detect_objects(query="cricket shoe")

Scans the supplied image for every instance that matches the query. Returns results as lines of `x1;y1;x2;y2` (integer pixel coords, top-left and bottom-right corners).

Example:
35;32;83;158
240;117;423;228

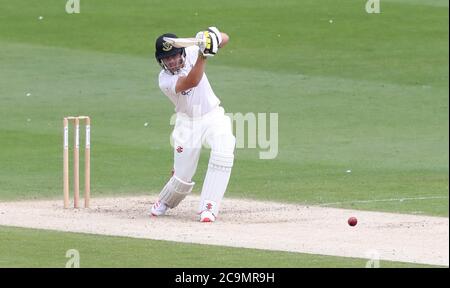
151;201;168;216
199;210;216;222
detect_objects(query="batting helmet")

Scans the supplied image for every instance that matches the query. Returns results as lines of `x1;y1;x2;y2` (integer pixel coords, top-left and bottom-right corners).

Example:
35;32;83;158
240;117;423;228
155;33;186;73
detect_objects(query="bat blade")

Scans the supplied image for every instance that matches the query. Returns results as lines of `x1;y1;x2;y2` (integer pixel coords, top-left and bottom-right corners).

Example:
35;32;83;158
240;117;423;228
163;37;204;48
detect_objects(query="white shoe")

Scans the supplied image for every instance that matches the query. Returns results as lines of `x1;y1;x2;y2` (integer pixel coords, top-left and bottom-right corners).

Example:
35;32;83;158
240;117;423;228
200;210;216;222
151;201;168;216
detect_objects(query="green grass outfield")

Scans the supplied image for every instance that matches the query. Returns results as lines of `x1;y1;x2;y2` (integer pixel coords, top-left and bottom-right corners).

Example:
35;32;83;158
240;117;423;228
0;0;448;267
0;226;436;268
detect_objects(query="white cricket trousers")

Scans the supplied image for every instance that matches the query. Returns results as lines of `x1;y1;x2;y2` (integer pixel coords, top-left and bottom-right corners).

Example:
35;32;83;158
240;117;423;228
171;106;235;216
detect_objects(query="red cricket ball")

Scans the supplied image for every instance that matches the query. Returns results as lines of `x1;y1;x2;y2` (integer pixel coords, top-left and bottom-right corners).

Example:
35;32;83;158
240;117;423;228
348;217;358;227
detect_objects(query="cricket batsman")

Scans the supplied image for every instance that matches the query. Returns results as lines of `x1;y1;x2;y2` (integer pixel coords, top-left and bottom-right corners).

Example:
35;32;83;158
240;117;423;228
151;27;235;222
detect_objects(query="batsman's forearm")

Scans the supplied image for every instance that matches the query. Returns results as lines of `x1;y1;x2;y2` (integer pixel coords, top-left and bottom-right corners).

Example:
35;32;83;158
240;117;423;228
186;54;207;87
219;32;229;48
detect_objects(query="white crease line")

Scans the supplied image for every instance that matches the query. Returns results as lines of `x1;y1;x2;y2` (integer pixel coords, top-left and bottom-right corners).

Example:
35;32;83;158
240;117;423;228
318;196;449;207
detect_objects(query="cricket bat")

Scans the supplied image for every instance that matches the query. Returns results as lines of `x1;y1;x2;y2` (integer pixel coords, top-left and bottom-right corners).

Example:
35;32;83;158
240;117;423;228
163;37;205;48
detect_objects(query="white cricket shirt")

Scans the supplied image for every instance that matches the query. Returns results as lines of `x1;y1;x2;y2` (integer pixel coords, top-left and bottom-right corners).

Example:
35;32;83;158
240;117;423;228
158;46;220;117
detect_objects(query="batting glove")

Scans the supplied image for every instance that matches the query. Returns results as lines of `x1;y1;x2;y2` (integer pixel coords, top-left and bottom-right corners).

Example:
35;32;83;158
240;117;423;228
207;26;222;46
196;30;218;57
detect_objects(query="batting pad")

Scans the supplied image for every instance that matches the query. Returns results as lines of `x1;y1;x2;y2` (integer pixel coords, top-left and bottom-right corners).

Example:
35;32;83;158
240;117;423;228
209;151;234;170
159;175;195;208
198;151;234;216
